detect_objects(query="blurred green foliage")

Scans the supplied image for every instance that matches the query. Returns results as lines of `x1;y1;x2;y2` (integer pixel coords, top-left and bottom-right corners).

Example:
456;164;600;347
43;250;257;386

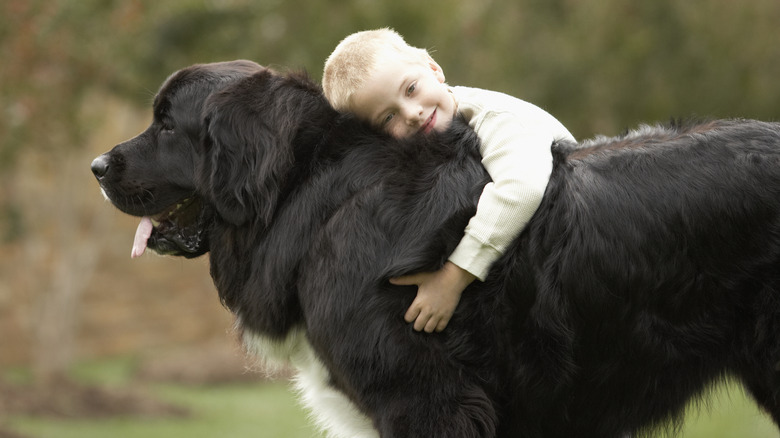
2;0;779;164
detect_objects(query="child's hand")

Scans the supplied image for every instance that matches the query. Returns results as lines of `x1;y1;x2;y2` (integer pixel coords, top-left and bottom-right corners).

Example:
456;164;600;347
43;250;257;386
391;261;476;333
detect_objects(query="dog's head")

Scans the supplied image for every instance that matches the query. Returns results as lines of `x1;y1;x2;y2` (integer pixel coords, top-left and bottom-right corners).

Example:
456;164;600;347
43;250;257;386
91;60;266;258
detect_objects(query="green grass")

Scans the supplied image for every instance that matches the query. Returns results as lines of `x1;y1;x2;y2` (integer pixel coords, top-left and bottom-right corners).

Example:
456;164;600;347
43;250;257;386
4;356;320;438
3;357;779;438
669;383;778;438
7;381;320;438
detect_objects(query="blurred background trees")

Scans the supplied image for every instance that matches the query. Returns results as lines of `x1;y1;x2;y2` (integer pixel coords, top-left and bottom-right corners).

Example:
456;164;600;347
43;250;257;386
1;0;778;398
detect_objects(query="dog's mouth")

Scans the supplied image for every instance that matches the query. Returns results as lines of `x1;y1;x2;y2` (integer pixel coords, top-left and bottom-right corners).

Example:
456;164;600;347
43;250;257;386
132;196;210;258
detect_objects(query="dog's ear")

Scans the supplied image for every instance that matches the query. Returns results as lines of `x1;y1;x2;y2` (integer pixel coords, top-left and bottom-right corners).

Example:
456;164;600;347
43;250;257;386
202;78;296;227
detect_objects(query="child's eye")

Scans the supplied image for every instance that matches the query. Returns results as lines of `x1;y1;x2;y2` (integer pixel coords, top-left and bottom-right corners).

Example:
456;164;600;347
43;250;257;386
406;83;416;96
382;113;395;125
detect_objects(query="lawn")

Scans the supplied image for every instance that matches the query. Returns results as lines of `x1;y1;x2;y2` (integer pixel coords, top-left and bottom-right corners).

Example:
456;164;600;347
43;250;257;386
2;357;320;438
3;357;778;438
5;380;320;438
672;384;777;438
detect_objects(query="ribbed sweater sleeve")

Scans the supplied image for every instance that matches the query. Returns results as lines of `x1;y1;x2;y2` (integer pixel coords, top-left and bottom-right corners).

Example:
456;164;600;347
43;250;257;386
448;86;575;280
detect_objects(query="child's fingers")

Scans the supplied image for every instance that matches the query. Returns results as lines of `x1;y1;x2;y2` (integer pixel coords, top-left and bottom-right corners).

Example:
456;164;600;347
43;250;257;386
409;301;433;331
405;302;421;323
434;317;450;333
414;313;432;332
424;316;440;333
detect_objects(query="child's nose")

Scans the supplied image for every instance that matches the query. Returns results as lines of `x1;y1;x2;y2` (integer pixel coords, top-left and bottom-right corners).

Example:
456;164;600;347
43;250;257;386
401;105;423;125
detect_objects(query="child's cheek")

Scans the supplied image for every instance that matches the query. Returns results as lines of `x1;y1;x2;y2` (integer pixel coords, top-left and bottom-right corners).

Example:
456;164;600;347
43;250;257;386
435;112;454;132
388;124;411;139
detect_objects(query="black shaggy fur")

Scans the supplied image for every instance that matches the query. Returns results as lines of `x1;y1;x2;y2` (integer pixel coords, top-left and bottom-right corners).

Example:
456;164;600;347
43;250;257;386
92;60;780;437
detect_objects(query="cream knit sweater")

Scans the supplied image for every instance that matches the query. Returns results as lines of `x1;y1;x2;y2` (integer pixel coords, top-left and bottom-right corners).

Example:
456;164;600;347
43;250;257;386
448;86;575;280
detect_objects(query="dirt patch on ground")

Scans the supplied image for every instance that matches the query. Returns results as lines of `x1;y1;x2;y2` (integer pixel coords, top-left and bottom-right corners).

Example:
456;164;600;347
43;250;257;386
0;377;188;419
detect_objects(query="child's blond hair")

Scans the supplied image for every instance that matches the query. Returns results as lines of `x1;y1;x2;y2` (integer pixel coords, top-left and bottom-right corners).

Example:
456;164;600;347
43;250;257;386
323;28;429;112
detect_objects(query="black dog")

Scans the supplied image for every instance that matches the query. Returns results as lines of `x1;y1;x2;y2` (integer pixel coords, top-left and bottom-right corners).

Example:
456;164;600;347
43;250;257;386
92;60;780;437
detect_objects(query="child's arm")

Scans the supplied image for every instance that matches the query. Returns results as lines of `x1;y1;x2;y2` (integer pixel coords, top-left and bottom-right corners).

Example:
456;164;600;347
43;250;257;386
400;104;573;333
395;122;550;333
448;109;568;277
391;261;476;333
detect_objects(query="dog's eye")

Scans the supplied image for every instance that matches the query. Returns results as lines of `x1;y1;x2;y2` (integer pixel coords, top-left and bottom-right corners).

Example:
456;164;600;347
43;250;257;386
160;123;175;134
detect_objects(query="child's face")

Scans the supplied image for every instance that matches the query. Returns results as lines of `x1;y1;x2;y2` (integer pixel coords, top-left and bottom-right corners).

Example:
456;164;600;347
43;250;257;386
350;55;456;139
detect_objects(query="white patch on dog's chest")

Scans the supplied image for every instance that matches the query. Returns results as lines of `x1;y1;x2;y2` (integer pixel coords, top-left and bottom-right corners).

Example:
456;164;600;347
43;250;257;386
242;326;378;438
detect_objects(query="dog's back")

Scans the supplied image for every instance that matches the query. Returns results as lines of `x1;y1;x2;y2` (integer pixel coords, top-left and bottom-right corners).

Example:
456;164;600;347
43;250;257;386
504;119;780;435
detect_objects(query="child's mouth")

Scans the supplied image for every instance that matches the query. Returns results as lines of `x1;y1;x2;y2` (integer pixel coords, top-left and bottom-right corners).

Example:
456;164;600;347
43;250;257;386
420;108;437;134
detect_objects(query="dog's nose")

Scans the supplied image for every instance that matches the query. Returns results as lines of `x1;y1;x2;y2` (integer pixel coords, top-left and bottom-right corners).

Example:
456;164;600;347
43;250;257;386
91;155;109;179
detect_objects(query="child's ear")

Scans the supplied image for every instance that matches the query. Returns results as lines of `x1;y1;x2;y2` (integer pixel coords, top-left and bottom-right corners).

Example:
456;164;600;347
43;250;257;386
427;56;446;83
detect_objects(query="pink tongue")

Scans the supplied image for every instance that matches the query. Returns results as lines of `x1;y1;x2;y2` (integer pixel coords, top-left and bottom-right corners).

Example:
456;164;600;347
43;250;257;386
131;217;153;258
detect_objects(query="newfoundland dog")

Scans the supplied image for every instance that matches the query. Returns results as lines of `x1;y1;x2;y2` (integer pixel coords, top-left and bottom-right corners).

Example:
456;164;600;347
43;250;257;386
91;60;780;437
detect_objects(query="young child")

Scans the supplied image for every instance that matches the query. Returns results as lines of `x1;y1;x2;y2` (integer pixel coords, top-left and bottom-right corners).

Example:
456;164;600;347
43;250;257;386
323;28;575;333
